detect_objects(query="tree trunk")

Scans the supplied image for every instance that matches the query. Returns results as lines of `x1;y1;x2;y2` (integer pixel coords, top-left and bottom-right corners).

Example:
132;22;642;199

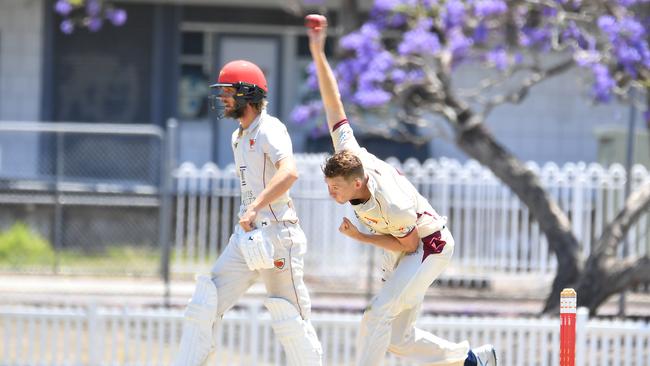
575;181;650;315
451;118;582;311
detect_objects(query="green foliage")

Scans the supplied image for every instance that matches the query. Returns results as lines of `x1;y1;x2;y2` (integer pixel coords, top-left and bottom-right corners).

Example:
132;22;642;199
0;222;161;275
56;245;161;276
0;222;54;267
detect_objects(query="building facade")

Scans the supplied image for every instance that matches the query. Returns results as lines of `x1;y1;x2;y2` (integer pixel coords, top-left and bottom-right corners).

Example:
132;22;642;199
0;0;645;169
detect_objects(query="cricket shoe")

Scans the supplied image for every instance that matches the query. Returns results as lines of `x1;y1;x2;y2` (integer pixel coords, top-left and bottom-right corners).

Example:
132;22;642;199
473;344;497;366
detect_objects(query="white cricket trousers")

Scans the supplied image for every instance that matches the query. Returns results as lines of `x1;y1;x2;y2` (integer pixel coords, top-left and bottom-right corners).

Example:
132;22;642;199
356;227;470;366
210;221;313;322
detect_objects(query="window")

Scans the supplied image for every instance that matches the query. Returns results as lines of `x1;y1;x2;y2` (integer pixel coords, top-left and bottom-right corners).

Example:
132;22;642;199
178;31;210;120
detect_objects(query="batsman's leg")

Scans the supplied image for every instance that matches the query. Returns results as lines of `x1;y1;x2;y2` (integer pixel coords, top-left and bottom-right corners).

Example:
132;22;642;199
265;297;323;366
261;222;322;366
172;275;218;366
172;231;258;366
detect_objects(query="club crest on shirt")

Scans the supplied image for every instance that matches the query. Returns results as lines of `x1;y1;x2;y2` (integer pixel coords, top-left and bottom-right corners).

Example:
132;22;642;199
274;258;285;270
248;138;256;150
363;216;378;225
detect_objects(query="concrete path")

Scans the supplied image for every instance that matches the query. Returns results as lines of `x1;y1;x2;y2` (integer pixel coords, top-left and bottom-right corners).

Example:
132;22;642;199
1;273;649;318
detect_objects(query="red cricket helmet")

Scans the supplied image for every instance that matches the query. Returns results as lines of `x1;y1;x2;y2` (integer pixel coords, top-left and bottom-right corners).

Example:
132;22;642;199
211;60;267;95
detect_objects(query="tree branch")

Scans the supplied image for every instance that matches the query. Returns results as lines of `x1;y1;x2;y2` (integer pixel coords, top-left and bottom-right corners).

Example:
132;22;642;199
608;255;650;292
482;58;575;116
457;63;542;101
591;181;650;260
573;181;650;314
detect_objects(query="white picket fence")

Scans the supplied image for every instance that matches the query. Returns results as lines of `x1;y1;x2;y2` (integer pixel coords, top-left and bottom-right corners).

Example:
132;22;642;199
172;156;650;281
1;304;649;366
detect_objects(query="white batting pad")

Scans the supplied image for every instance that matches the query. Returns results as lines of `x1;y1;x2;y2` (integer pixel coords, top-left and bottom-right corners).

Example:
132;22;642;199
172;275;218;366
265;297;322;366
239;228;275;270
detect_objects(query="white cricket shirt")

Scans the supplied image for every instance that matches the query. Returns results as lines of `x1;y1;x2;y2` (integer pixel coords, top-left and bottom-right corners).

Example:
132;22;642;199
330;119;447;268
231;110;298;223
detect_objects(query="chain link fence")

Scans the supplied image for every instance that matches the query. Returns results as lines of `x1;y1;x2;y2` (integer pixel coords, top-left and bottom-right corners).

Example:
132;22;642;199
0;122;169;276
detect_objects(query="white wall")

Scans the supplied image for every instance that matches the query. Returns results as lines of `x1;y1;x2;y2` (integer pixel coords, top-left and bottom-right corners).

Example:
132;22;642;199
0;0;43;121
0;0;43;176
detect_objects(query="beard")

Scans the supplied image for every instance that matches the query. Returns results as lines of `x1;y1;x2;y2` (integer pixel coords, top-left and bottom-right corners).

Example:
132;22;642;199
225;103;246;119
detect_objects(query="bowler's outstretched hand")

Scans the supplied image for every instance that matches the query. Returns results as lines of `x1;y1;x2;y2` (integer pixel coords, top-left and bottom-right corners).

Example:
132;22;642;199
305;14;327;54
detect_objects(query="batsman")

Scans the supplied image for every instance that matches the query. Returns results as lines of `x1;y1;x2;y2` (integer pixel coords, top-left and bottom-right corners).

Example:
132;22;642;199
172;59;322;366
306;14;497;366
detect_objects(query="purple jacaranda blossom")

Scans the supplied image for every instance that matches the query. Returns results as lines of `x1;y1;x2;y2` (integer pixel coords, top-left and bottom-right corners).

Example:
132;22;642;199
405;69;426;83
618;0;642;6
542;6;557;18
359;70;387;90
369;50;394;72
354;88;392;108
107;8;127;26
344;23;383;60
290;100;323;125
391;69;407;84
597;15;650;79
357;52;393;91
370;0;420;29
417;17;434;30
57;0;128;34
519;27;551;50
473;22;489;44
598;16;618;38
398;18;440;56
615;42;642;77
562;21;590;49
448;28;473;60
618;18;645;41
291;105;312;125
336;60;365;85
60;19;74;34
54;0;72;16
473;0;507;17
616;45;642;66
398;29;440;55
336;59;368;99
591;63;615;102
340;32;366;52
372;0;402;13
641;42;650;68
292;0;650;133
305;62;320;91
87;16;103;32
485;46;509;70
386;13;408;28
443;0;466;29
309;122;330;139
86;0;101;17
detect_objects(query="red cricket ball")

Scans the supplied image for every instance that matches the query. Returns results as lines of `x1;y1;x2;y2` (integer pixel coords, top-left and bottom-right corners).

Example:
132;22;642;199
305;14;327;29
